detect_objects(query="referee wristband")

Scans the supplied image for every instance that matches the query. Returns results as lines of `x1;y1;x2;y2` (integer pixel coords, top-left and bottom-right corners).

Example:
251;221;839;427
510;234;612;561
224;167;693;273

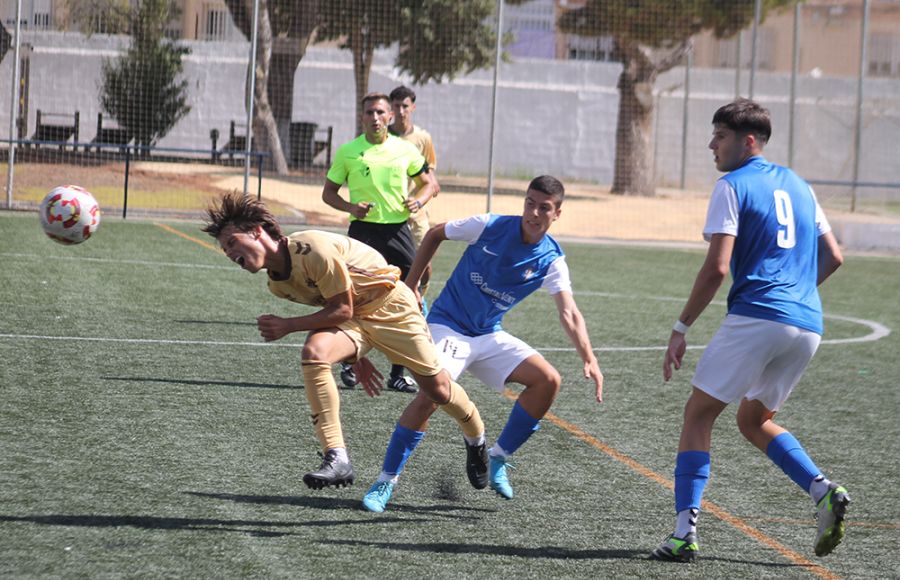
673;320;691;334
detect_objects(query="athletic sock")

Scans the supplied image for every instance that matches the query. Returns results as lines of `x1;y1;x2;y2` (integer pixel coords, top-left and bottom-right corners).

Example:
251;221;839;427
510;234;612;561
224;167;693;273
300;360;344;450
674;451;711;513
390;364;405;379
437;381;484;438
464;432;486;447
766;432;821;495
380;424;426;478
675;508;700;539
328;447;349;463
494;401;540;456
808;474;834;505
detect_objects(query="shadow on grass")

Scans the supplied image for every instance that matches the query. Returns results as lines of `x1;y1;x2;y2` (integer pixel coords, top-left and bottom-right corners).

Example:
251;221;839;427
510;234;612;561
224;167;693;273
102;376;302;390
320;539;818;569
186;491;496;521
174;319;258;326
0;513;419;538
321;538;647;561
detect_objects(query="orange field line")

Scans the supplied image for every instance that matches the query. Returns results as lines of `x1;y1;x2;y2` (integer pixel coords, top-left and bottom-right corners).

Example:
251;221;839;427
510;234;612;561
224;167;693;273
154;222;220;252
503;389;841;580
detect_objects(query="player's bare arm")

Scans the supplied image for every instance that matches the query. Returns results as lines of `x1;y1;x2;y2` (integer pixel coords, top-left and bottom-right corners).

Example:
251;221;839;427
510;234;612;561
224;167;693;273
405;222;448;293
553;291;604;403
257;290;354;342
663;234;734;382
405;169;439;213
321;178;372;219
817;231;843;286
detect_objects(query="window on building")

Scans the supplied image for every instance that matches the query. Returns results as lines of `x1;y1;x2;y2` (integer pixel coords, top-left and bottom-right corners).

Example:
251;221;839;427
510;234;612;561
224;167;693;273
713;28;775;70
567;35;616;62
869;34;899;77
31;0;51;30
204;5;228;40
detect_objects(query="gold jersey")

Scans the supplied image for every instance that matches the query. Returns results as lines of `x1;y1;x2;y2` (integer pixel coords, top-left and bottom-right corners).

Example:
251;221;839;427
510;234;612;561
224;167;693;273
267;230;401;317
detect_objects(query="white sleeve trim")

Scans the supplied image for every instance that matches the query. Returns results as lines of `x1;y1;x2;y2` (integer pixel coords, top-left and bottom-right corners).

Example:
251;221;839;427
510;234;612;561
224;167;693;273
809;186;832;236
541;256;572;295
703;179;739;242
444;213;491;244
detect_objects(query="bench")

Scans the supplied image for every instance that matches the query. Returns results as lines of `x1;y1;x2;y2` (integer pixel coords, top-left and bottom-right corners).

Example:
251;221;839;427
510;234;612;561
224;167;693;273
290;121;332;169
90;113;132;153
29;110;79;150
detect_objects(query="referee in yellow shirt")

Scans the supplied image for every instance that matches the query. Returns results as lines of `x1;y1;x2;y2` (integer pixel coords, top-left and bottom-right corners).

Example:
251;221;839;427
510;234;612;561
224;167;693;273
322;92;439;393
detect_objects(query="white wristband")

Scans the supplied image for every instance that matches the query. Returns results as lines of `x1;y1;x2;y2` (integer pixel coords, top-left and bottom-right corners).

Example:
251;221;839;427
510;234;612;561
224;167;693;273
673;320;691;334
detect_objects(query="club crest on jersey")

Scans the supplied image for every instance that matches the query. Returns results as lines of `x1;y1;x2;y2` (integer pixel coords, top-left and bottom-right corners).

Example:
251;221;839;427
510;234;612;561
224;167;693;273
523;268;535;280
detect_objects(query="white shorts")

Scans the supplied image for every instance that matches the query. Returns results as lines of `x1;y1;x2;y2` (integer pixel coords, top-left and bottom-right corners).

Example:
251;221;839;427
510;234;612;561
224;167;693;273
692;314;821;411
429;323;538;391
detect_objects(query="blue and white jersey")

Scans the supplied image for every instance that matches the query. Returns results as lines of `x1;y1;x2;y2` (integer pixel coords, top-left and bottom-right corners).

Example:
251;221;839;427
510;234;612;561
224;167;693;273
704;156;831;334
428;214;571;336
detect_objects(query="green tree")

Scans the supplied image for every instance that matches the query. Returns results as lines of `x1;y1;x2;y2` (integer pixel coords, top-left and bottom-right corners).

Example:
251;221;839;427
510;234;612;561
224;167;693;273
223;0;321;174
559;0;796;196
99;0;191;152
317;0;505;134
0;21;11;64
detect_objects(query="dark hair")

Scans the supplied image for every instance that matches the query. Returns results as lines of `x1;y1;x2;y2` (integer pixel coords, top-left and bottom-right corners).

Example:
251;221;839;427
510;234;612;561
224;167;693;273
202;191;283;240
712;98;771;145
389;85;417;103
361;92;391;108
528;175;565;207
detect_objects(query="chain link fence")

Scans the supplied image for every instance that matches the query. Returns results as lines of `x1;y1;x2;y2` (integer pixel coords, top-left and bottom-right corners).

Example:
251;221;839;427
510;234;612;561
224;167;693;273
2;0;899;241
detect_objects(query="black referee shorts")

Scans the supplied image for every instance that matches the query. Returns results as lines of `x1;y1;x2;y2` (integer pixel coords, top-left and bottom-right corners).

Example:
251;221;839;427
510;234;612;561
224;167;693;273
347;220;416;279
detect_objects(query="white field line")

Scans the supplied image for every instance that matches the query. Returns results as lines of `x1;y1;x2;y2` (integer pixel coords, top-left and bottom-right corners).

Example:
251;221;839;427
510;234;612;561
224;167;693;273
0;313;888;351
1;255;889;349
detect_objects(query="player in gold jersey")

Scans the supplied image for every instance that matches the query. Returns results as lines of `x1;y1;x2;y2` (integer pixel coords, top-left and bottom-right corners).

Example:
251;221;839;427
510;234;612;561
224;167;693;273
203;192;485;490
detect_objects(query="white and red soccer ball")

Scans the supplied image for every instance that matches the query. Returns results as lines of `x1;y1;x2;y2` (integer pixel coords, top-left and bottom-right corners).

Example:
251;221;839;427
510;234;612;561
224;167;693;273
39;185;101;245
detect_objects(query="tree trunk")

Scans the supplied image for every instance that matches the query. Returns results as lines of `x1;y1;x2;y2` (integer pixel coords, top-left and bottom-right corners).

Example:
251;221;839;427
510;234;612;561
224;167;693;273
223;0;320;175
351;26;375;136
610;39;691;196
251;2;289;175
610;40;657;196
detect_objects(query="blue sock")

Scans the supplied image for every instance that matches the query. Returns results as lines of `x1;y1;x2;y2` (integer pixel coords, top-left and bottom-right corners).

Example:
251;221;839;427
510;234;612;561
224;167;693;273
495;401;540;456
766;432;821;493
382;424;425;476
674;451;711;513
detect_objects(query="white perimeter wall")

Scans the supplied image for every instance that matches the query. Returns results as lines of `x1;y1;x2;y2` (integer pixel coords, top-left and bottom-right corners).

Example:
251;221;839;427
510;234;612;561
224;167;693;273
2;31;899;194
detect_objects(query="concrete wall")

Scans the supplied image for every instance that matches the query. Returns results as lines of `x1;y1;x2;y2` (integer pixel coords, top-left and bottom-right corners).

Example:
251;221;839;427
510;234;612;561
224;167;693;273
2;31;899;196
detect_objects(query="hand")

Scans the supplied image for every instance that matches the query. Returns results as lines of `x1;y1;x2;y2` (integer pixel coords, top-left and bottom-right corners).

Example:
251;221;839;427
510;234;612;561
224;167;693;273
350;202;374;219
411;285;425;313
663;331;687;382
353;356;384;397
405;197;422;213
256;314;293;342
585;360;604;403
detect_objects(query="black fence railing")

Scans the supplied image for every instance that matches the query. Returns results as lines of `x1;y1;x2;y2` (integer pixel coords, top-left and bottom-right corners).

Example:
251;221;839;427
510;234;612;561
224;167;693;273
2;139;269;218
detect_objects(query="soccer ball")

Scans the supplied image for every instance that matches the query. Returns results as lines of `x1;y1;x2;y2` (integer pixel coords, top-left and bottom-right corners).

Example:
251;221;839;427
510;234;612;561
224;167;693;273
39;185;101;245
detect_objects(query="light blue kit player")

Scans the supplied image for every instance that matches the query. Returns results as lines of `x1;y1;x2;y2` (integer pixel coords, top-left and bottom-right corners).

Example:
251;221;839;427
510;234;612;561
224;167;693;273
354;175;604;512
653;99;848;562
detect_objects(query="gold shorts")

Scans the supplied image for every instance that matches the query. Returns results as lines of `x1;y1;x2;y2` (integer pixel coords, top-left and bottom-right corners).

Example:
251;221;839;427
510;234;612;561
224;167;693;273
338;284;442;377
407;208;430;248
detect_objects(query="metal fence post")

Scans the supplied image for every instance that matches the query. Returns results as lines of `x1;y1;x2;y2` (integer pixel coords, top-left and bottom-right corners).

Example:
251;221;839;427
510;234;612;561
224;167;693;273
486;0;504;213
851;0;870;213
5;0;24;208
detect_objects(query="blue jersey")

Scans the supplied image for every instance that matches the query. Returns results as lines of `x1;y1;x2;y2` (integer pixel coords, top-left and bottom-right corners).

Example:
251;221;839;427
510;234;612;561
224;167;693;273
428;215;566;336
712;156;825;334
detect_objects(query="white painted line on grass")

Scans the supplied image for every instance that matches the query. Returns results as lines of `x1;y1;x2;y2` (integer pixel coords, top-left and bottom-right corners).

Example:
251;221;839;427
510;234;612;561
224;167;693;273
1;252;232;270
0;310;888;351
